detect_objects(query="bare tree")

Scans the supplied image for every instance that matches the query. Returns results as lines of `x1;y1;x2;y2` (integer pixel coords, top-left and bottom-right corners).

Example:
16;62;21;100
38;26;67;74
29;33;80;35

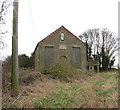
79;28;100;57
101;28;118;69
79;28;118;70
101;28;117;59
0;0;12;49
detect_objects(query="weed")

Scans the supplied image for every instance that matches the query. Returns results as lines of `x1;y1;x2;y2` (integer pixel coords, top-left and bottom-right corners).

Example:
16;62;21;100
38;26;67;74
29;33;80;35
3;69;118;108
32;83;81;108
43;59;78;81
94;80;105;95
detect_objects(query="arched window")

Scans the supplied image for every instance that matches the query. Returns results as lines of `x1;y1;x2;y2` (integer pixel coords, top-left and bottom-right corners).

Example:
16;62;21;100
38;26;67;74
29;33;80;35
60;56;67;60
61;33;64;41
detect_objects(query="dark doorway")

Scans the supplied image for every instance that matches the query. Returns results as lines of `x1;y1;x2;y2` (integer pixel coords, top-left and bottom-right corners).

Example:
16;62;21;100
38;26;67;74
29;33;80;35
44;46;54;67
72;47;80;67
94;66;97;73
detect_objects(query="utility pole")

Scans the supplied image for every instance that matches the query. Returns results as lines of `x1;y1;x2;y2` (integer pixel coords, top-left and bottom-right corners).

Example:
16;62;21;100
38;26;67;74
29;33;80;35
11;0;19;96
118;2;120;108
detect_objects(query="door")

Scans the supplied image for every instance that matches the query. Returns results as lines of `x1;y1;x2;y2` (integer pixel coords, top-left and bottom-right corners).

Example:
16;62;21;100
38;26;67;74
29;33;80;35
44;46;54;67
72;47;80;67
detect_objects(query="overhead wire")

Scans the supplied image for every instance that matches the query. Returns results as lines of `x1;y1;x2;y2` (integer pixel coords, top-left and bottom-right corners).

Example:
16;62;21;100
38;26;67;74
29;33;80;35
27;0;38;40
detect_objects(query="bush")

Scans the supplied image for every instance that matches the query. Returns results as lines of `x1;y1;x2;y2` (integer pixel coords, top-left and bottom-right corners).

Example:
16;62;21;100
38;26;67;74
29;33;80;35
19;54;30;68
15;54;34;68
118;67;120;73
43;59;78;80
2;54;34;69
2;56;11;74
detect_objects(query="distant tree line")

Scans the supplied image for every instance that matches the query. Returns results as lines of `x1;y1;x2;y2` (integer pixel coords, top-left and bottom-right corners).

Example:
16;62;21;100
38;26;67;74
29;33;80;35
2;53;34;72
79;28;118;71
18;54;34;68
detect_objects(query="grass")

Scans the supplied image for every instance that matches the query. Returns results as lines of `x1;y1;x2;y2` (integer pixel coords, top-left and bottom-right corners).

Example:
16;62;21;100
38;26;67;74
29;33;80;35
32;83;81;108
3;70;118;108
31;71;118;108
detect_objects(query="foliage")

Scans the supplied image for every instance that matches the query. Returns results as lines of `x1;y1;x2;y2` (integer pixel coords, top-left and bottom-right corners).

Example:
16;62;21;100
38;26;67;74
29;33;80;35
79;28;118;71
101;46;107;71
2;68;118;108
18;54;34;68
29;53;34;68
2;54;34;70
31;71;118;108
18;54;30;68
118;67;120;73
86;41;92;61
32;83;81;108
43;59;78;80
2;55;11;73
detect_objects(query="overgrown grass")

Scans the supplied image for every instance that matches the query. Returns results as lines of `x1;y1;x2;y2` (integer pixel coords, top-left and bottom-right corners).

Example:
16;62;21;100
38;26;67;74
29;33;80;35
32;83;83;108
90;72;118;107
31;71;118;108
3;69;118;108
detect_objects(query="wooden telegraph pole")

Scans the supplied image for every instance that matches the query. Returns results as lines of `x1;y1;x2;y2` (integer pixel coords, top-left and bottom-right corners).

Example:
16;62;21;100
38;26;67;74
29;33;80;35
11;0;19;96
118;2;120;108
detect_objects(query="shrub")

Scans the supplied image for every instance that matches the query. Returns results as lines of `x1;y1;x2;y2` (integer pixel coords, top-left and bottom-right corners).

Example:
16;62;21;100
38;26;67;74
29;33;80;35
118;66;120;73
19;54;30;68
18;54;34;68
43;59;78;80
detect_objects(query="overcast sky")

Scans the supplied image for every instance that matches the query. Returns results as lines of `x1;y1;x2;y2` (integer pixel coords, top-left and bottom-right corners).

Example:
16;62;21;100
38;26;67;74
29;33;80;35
1;0;119;66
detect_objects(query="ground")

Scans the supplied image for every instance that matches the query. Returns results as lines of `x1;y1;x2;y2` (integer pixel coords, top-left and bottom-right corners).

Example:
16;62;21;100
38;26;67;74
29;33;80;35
2;68;118;108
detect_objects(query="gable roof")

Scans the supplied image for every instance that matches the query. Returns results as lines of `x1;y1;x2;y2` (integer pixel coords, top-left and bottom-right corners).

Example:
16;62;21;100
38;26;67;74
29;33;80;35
38;26;84;45
33;26;85;54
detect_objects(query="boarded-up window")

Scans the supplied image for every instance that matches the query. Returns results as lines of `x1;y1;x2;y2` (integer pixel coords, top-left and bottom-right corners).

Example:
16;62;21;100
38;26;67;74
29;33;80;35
72;47;80;67
45;46;54;67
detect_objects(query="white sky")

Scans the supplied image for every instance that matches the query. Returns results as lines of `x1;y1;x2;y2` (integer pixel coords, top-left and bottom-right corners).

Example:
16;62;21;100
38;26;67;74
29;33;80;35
1;0;119;66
